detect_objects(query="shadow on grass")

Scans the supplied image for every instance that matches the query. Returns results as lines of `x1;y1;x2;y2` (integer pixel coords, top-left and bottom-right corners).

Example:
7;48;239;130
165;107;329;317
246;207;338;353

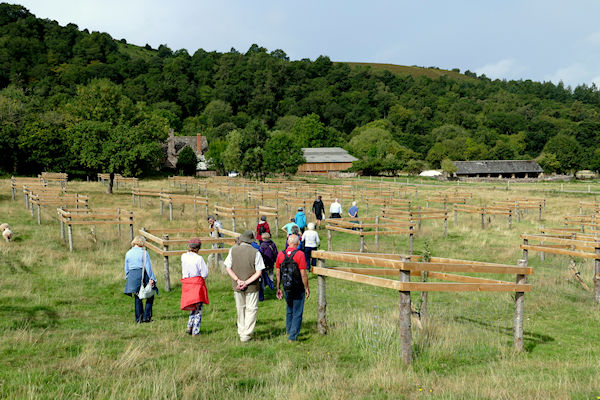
5;259;33;274
454;316;554;352
0;304;59;329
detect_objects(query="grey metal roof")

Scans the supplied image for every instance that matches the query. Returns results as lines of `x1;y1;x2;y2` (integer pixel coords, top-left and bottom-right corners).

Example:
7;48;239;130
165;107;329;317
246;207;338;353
301;147;358;163
453;160;543;175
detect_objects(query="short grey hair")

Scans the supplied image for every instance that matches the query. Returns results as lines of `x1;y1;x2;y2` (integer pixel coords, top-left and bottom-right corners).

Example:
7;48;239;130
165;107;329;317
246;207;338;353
288;234;300;246
131;235;146;247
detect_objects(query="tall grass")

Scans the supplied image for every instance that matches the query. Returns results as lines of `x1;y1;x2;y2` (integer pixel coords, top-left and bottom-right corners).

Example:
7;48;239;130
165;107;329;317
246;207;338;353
1;178;600;399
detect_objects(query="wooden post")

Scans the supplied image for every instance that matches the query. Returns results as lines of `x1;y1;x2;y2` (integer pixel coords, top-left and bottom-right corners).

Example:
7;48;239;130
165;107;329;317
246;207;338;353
481;211;485;230
399;256;412;364
409;224;414;254
538;204;542;221
138;192;142;208
540;225;545;262
360;231;365;253
514;259;527;352
375;215;379;249
37;204;41;225
67;216;73;252
232;211;237;233
131;192;135;206
417;206;422;230
275;214;280;238
163;234;171;292
454;208;458;226
594;246;600;303
117;208;121;237
160;199;164;215
420;271;428;324
60;215;65;241
129;214;134;241
327;229;332;251
168;201;173;221
444;214;448;238
508;210;512;229
522;238;528;263
193;195;197;214
317;260;327;335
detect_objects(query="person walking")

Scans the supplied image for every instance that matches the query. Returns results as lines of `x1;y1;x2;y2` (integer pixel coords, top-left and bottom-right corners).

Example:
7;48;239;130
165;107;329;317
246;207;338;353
256;215;270;243
282;218;299;236
294;207;307;233
312;195;325;229
225;230;266;342
124;235;158;323
276;234;310;342
348;201;359;229
330;198;342;218
259;232;278;279
301;223;320;272
180;238;209;336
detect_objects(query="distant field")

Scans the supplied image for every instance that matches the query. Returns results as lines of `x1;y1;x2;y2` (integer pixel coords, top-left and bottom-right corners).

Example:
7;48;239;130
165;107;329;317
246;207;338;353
1;176;600;399
341;62;473;81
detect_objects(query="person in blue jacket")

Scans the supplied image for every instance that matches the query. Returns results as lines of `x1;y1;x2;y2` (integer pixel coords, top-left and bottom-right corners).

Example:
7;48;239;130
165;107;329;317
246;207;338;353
294;207;307;233
124;236;158;323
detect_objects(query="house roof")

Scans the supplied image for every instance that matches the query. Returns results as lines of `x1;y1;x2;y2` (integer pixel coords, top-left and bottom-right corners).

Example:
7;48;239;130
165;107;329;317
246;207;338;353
453;160;543;175
301;147;358;163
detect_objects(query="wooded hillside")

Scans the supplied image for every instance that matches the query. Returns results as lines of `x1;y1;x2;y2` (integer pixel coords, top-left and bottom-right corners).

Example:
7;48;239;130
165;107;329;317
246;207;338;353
1;3;600;177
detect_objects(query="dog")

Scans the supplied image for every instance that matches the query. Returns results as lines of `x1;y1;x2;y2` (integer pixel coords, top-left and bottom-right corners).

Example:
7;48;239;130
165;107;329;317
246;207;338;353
0;223;12;242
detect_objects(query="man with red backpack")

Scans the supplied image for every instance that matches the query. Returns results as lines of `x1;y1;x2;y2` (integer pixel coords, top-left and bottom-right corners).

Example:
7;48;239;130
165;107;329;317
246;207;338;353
275;234;310;342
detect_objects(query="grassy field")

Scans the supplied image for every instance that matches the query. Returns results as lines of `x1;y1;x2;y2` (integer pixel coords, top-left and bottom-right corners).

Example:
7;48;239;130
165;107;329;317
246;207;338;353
1;177;600;399
340;62;471;81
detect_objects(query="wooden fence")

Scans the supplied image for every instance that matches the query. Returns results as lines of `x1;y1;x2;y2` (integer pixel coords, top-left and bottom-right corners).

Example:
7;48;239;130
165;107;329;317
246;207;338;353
325;217;415;253
29;193;88;224
139;227;239;291
521;232;600;301
57;208;134;252
214;204;279;234
39;172;68;187
311;250;532;363
98;173;139;189
159;193;209;221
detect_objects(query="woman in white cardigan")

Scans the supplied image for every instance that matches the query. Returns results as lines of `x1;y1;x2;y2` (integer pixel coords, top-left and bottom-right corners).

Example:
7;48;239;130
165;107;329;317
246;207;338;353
301;223;320;272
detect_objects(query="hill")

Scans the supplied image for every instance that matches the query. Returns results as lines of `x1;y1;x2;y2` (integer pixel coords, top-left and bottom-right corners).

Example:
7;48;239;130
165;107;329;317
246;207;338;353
1;2;600;179
341;61;472;81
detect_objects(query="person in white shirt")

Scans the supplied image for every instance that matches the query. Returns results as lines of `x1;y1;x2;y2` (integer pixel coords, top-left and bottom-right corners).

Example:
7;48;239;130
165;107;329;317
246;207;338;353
301;223;321;271
330;198;342;218
181;238;209;336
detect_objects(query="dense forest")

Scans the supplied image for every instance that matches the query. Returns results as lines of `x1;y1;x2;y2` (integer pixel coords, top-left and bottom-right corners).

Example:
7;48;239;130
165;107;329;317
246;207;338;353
1;3;600;178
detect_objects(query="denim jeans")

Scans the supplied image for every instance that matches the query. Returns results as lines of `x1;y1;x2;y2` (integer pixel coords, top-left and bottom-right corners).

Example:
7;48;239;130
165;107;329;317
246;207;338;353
284;290;305;341
134;295;154;322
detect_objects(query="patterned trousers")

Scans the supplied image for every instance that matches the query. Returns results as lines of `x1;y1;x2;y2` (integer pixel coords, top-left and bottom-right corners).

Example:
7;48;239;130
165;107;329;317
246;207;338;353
187;303;203;335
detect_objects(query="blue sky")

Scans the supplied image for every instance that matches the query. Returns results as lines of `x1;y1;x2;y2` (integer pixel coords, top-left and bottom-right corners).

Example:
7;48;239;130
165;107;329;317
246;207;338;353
15;0;600;87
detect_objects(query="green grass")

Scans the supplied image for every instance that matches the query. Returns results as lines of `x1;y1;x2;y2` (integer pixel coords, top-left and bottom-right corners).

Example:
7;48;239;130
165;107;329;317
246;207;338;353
339;62;473;81
1;178;600;399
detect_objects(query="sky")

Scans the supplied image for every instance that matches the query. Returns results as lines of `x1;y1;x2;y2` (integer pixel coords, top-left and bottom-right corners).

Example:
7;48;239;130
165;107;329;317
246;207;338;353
14;0;600;88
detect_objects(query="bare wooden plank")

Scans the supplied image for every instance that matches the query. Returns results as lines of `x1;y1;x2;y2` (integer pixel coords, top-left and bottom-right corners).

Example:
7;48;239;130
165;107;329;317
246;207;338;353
520;244;600;259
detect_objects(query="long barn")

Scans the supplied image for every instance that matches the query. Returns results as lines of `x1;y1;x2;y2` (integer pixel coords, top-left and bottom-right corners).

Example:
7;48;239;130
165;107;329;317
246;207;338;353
453;160;543;179
297;147;358;175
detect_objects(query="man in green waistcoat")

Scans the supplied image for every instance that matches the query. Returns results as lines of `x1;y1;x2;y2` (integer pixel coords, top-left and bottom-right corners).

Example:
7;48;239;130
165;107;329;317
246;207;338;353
225;230;266;342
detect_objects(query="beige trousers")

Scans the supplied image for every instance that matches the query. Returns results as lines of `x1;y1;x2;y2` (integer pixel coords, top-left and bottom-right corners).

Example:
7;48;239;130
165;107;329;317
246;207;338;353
233;291;259;341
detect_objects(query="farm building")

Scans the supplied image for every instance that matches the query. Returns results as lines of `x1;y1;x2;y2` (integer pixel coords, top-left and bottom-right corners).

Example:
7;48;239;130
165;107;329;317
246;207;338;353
164;130;209;170
297;147;358;175
453;160;543;179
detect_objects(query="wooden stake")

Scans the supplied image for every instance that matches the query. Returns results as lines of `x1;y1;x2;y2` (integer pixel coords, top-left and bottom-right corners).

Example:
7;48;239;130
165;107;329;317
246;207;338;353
594;246;600;303
317;261;327;335
163;234;171;292
67;218;73;253
117;208;121;237
327;229;332;251
399;256;412;364
513;259;527;352
169;202;173;221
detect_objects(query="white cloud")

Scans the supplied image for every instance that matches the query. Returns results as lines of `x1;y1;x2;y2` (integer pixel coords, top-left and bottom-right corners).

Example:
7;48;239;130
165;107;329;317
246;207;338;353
585;31;600;45
544;63;589;87
474;58;525;80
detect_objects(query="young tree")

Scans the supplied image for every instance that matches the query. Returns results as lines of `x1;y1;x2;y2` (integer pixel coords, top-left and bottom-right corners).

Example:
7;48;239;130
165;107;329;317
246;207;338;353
263;131;305;175
176;145;198;176
542;133;583;173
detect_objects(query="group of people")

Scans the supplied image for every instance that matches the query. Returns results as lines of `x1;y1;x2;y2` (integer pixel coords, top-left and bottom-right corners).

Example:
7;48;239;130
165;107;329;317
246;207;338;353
123;196;357;342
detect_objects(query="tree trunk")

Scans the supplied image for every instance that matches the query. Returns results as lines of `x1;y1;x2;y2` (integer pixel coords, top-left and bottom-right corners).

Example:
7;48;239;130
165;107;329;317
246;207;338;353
107;172;114;194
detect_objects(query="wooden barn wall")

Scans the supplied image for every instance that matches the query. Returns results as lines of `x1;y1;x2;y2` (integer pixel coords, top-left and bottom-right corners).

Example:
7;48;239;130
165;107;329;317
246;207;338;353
297;162;354;173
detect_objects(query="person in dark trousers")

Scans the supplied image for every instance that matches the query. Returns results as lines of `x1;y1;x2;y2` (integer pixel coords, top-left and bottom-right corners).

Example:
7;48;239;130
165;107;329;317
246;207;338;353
275;234;310;342
312;195;325;229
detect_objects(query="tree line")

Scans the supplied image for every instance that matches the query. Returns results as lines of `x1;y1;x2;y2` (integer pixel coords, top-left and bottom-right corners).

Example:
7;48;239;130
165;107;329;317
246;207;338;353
1;3;599;179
